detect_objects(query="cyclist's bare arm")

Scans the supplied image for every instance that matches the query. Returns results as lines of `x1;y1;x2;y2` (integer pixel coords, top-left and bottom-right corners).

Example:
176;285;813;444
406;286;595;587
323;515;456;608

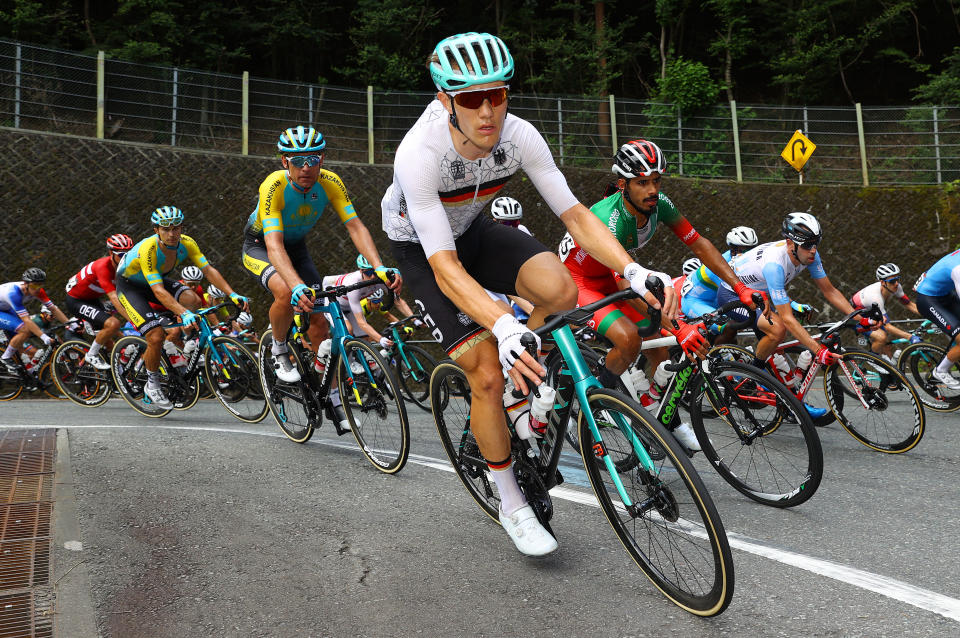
18;316;47;339
508;295;534;314
149;282;189;318
51;305;70;325
689;235;767;317
392;296;414;317
106;291;131;322
776;301;822;352
264;232;308;300
813;275;856;316
345;218;402;292
558;203;676;318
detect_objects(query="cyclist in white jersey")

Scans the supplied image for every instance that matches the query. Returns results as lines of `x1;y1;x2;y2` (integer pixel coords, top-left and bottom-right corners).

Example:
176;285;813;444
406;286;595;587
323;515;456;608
717;213;873;410
850;263;920;360
382;32;675;558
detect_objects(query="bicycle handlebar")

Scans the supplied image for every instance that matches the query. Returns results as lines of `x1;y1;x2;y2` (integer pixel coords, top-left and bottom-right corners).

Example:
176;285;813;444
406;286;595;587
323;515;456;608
385;313;424;330
296;279;386;333
695;299;755;333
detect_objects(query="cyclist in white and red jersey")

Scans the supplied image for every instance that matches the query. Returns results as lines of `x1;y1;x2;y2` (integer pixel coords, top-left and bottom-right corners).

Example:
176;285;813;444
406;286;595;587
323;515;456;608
382;32;675;557
0;268;70;380
64;234;134;369
850;263;920;361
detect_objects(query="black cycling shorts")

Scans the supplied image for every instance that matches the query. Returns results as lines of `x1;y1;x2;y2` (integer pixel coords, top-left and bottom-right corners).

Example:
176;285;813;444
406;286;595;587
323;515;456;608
916;292;960;340
391;214;550;358
65;296;114;330
241;235;322;291
715;284;767;341
115;277;190;335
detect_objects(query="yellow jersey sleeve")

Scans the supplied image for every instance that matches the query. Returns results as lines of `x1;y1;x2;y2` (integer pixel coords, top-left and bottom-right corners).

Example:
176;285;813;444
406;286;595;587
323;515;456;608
257;170;288;236
318;170;358;224
138;236;164;286
180;235;210;270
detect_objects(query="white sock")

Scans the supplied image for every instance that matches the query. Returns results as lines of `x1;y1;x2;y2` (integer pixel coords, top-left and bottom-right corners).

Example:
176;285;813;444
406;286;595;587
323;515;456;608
936;357;955;374
87;341;102;356
271;337;288;356
489;461;526;515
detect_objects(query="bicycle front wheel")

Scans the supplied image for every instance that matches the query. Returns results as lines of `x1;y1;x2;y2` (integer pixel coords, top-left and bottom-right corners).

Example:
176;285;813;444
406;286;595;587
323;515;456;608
0;368;23;401
205;336;268;423
896;342;960;412
579;388;734;617
824;351;925;453
52;340;112;407
338;339;410;474
394;344;439;411
690;360;822;508
109;335;170;418
258;330;314;443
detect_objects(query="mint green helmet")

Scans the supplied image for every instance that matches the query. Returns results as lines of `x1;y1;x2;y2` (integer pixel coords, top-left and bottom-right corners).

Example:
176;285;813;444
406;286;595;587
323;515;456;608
356;254;373;271
429;32;514;91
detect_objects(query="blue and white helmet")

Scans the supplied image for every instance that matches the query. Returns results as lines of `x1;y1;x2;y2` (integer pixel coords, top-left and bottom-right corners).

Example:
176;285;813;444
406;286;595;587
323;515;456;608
277;126;326;154
430;32;514;90
681;258;702;277
151;206;184;226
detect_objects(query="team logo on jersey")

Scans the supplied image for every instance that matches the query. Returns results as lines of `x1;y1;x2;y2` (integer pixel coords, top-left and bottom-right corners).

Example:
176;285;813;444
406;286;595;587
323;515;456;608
311;193;318;200
451;159;466;180
457;312;471;326
493;147;506;165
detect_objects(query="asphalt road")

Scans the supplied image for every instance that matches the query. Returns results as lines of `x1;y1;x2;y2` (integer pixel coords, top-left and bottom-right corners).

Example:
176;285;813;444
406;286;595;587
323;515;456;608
7;394;959;638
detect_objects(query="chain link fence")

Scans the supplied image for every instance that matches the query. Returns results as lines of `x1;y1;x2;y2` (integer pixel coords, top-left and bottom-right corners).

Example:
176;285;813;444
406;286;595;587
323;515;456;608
2;38;958;185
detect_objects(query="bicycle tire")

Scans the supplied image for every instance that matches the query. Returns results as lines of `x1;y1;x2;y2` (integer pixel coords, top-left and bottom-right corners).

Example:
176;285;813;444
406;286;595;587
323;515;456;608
258;330;314;443
35;362;63;399
205;336;268;423
338;339;410;474
578;388;734;617
110;335;171;418
823;350;925;453
896;342;960;412
394;344;439;411
544;342;609;453
690;360;823;508
431;362;501;521
0;369;23;401
50;340;110;406
709;344;835;427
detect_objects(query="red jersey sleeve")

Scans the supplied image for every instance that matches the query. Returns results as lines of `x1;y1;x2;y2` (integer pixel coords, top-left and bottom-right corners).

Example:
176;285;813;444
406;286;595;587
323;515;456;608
93;258;118;295
667;217;700;246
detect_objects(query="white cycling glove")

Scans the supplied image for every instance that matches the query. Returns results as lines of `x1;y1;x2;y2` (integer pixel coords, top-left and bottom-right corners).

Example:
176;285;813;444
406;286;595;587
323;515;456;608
40;333;54;346
379;336;393;349
491;314;540;374
623;262;672;298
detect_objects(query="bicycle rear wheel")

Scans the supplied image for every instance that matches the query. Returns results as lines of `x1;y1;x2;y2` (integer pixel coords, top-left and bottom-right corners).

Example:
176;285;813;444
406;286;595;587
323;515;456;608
52;340;111;407
258;330;314;443
431;362;500;521
338;339;410;474
0;368;23;401
824;351;925;453
205;336;268;423
578;388;733;617
896;342;960;412
109;335;170;418
690;360;822;507
394;344;439;411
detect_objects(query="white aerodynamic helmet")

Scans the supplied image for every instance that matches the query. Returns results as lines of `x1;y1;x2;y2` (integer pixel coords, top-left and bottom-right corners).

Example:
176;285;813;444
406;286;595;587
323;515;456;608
726;226;758;249
181;265;203;282
490;196;523;221
681;258;702;276
876;263;901;281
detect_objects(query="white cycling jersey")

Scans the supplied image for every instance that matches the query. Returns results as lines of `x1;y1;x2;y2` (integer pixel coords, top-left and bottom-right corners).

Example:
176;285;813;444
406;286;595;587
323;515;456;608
381;100;578;258
851;280;909;314
727;240;826;307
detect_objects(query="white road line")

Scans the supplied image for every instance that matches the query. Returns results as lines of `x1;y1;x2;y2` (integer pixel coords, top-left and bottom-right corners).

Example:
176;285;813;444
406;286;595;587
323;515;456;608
13;422;960;622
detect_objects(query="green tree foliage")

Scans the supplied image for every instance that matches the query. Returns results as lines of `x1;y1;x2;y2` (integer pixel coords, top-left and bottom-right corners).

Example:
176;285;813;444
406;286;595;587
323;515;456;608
655;58;721;113
913;48;960;104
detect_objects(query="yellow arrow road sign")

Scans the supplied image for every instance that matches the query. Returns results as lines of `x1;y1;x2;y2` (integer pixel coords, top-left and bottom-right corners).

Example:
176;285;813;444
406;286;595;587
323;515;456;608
781;130;816;172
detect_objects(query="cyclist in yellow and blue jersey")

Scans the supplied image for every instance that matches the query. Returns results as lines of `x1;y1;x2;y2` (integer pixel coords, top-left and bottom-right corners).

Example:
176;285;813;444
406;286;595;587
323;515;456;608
242;125;401;383
117;206;251;410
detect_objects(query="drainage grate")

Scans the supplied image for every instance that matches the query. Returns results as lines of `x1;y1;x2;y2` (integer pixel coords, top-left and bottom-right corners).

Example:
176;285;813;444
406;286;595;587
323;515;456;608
0;430;55;638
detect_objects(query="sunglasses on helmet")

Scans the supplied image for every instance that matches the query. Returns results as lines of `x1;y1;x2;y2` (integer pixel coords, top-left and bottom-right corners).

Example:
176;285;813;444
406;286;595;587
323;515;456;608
286;154;323;168
446;86;509;109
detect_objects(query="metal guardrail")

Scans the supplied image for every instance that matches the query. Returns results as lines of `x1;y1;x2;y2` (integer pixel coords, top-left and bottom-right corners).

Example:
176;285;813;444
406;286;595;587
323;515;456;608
1;39;958;186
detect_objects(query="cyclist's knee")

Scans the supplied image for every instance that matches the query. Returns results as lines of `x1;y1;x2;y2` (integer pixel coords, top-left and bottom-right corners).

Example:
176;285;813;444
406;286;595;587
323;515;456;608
144;327;165;346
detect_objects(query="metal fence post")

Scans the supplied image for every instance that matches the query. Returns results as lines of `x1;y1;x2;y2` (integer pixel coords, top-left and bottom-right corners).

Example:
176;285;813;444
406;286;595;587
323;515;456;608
855;103;868;186
14;44;21;129
730;100;742;183
557;98;564;167
677;109;683;176
308;86;314;127
608;94;618;154
933;106;942;184
367;86;374;165
96;51;104;139
241;71;249;155
171;68;178;147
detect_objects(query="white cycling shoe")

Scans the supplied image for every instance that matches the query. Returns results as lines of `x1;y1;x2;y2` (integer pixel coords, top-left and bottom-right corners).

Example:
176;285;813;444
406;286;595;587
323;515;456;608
272;353;301;383
670;422;702;452
143;383;173;410
84;351;111;370
499;505;558;557
932;368;960;391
